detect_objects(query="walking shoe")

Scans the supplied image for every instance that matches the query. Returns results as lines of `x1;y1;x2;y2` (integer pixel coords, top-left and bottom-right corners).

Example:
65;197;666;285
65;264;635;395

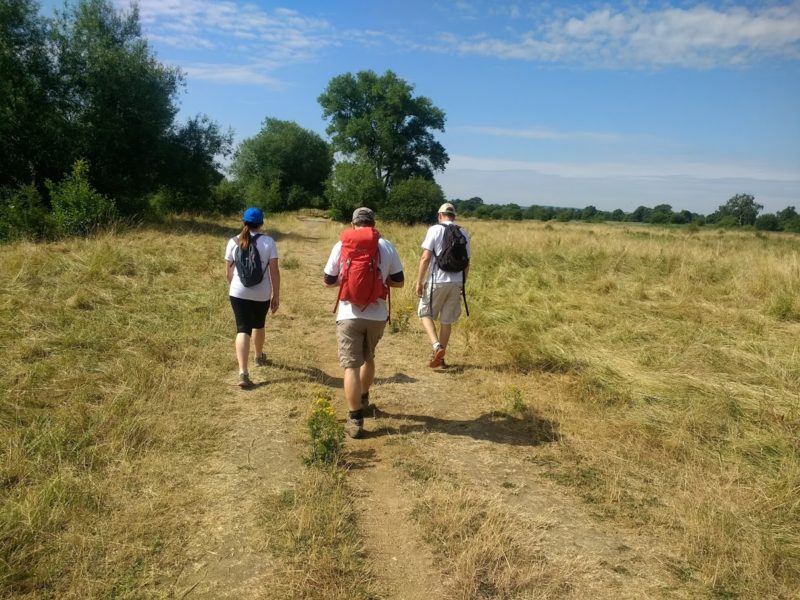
238;372;254;388
345;416;364;439
429;346;446;368
361;392;374;417
255;353;269;367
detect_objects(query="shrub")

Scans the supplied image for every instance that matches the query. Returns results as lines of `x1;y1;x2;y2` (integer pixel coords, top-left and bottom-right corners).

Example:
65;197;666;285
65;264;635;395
210;179;245;215
0;185;52;241
755;213;782;231
380;177;443;225
325;161;385;222
48;160;116;236
305;394;345;465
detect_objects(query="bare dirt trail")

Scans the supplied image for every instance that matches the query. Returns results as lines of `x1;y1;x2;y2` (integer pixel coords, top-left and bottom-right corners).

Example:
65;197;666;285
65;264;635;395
173;215;690;599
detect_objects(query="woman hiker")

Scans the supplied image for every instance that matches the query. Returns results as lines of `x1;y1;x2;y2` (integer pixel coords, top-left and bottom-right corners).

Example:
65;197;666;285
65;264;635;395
224;207;281;388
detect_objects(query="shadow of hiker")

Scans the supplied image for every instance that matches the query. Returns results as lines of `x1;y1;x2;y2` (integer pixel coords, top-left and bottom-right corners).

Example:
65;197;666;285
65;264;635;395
266;360;418;390
341;447;379;471
369;410;560;447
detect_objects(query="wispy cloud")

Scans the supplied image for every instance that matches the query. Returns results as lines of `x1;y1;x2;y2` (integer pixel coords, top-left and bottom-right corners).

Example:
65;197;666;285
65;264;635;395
448;154;800;182
118;0;337;85
434;3;800;68
458;125;624;142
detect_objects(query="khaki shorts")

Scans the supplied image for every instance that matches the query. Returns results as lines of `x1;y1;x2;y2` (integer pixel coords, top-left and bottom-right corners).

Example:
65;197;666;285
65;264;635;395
336;318;387;369
417;282;462;325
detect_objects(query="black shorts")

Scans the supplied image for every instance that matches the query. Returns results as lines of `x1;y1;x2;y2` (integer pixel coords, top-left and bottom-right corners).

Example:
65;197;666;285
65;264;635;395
229;296;270;335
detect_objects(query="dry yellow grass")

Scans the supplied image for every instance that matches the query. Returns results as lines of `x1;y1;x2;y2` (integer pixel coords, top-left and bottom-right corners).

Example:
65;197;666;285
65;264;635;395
2;214;798;598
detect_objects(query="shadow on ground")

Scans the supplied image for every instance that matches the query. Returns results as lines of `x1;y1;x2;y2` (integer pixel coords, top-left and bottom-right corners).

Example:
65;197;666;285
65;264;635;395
266;361;418;389
369;410;561;447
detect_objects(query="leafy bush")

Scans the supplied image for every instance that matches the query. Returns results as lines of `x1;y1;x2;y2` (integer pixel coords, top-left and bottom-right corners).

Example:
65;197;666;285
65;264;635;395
210;179;245;215
380;177;443;225
325;160;385;222
47;160;116;236
755;213;782;231
0;185;52;241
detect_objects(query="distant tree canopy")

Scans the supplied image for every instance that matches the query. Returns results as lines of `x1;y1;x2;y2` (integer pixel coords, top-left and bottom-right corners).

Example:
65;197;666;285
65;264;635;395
710;193;763;227
232;118;332;212
448;193;797;233
1;0;232;237
318;70;448;192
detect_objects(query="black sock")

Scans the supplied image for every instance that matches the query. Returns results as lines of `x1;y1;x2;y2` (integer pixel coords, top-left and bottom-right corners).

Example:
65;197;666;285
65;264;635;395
361;392;369;401
348;409;363;420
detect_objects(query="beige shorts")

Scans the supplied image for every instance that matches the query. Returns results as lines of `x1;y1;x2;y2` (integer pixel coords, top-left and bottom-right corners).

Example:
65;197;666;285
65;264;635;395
417;282;462;325
336;318;387;369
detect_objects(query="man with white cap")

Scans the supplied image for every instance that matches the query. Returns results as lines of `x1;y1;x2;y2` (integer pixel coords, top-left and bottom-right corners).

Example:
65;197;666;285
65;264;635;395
415;202;471;368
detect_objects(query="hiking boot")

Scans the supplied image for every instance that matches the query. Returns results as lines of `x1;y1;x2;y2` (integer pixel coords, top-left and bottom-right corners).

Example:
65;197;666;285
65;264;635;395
238;372;254;389
345;416;364;439
255;352;269;367
429;346;446;368
361;392;375;417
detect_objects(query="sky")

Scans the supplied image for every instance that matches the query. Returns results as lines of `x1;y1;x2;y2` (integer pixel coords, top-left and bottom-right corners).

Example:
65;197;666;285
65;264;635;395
46;0;800;213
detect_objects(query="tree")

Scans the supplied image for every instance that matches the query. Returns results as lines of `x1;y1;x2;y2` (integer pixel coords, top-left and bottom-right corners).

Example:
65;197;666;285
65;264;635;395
755;213;781;231
628;206;652;222
714;193;763;226
51;0;183;212
0;0;67;192
156;115;233;211
232;118;332;212
325;159;386;222
380;178;444;224
318;70;448;191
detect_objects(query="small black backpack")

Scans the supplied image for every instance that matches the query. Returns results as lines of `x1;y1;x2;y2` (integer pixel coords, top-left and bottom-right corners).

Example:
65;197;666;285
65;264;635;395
233;233;265;287
436;224;470;272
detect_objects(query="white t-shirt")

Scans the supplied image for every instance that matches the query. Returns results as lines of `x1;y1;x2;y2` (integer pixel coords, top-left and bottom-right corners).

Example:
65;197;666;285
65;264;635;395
324;236;404;321
421;222;471;284
225;233;279;301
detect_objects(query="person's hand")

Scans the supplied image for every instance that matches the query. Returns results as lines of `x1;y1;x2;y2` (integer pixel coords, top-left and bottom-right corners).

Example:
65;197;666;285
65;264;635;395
415;281;423;298
271;297;280;313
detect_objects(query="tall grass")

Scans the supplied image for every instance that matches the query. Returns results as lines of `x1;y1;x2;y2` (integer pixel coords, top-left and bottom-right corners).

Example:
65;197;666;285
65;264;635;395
0;216;245;597
380;220;799;598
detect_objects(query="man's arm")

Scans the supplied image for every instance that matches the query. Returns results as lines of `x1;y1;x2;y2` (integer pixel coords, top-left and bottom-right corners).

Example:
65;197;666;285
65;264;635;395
415;250;433;297
268;258;281;312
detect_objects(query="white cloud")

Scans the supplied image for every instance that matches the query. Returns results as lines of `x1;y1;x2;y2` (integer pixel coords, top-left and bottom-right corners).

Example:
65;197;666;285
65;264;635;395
438;157;800;213
436;3;800;67
447;154;800;182
117;0;336;85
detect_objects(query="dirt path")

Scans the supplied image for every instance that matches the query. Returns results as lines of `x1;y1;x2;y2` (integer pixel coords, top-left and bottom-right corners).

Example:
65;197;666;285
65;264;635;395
173;216;689;599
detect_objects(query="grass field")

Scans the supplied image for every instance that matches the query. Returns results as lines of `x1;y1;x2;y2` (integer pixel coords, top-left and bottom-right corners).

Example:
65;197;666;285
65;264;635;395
1;214;798;599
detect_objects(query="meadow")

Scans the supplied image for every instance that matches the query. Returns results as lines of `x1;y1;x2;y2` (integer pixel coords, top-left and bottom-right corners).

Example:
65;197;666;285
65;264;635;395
1;214;798;599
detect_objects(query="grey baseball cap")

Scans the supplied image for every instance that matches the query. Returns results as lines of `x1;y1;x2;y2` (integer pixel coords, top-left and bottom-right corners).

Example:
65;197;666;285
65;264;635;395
351;207;376;224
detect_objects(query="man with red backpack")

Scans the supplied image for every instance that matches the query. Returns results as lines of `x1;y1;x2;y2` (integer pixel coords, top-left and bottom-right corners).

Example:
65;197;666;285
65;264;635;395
324;207;405;438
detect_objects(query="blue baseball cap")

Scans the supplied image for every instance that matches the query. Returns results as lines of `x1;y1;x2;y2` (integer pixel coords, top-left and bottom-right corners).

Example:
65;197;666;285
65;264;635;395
243;207;264;225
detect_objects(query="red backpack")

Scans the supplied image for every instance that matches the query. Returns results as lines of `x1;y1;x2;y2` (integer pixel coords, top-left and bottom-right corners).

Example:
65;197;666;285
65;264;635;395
334;227;387;312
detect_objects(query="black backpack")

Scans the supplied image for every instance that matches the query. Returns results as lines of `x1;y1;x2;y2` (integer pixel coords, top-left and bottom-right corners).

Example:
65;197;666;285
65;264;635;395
435;224;470;272
233;233;265;287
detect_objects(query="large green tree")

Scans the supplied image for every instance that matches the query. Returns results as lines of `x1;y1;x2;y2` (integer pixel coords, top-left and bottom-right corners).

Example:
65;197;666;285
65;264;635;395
232;118;332;212
318;70;448;191
51;0;182;212
713;193;763;226
0;0;66;192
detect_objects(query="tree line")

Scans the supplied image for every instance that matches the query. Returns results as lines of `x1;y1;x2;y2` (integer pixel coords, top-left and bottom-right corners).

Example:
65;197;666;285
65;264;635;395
449;194;800;233
2;0;797;240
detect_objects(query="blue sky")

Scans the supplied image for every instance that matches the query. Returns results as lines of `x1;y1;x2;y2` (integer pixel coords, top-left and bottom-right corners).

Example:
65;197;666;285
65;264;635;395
48;0;800;213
